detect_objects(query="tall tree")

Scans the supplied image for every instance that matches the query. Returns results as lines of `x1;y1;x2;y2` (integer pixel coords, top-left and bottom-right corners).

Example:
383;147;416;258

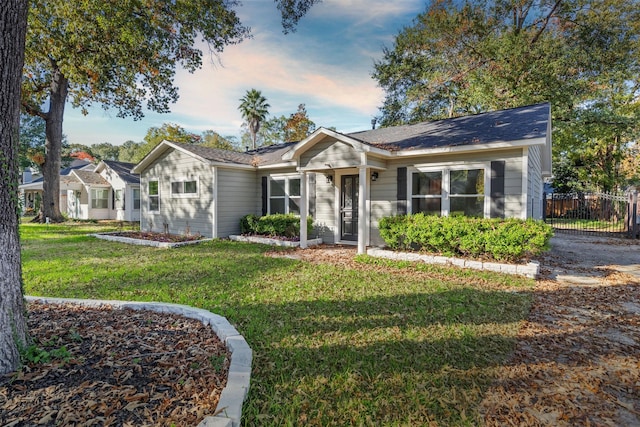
284;103;316;142
200;130;238;151
22;1;318;222
118;140;145;163
0;0;29;375
90;142;120;162
372;0;640;191
238;89;270;150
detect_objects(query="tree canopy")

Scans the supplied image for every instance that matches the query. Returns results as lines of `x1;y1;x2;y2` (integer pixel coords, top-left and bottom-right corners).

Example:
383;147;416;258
372;0;640;192
238;89;271;150
21;0;319;221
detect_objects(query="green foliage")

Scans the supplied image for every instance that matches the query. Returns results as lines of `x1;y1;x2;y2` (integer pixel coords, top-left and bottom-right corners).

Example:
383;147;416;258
379;214;553;262
238;89;270;150
240;213;313;238
284;103;316;142
20;343;71;364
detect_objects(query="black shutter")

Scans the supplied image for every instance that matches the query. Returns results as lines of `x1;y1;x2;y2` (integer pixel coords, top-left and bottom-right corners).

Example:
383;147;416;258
261;176;268;216
397;167;407;215
490;161;505;218
308;173;316;218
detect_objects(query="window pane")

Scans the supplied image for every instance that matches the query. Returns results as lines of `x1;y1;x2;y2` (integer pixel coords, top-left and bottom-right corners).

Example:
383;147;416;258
115;190;124;209
450;169;484;195
133;189;141;210
412;197;441;216
289;197;300;215
270;198;285;214
412;172;442;196
149;181;159;196
289;178;301;197
171;182;182;194
184;180;197;193
270;179;285;197
450;196;484;217
149;196;159;211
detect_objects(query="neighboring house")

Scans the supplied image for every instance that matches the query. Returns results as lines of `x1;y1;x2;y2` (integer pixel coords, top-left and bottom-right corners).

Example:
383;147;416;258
95;160;141;221
66;160;140;221
19;160;95;216
132;103;552;253
19;159;140;222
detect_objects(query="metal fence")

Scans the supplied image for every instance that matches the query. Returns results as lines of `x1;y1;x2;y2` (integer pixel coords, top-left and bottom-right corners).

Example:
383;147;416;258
543;191;639;238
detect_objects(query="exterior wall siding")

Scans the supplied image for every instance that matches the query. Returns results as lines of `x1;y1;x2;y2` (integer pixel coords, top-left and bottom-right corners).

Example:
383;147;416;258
216;167;258;237
527;145;543;219
140;149;214;237
300;138;360;170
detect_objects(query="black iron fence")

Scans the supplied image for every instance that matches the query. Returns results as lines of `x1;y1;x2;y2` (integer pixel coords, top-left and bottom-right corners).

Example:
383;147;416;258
543;191;639;238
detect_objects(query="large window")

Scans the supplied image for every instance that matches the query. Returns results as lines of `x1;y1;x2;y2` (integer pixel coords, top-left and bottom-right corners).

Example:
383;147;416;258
411;171;442;216
149;180;159;211
410;166;487;217
171;179;197;196
133;188;141;210
91;189;109;209
449;169;485;217
269;176;301;215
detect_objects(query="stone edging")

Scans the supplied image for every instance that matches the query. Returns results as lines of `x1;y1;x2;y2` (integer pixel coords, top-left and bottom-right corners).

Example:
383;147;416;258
92;233;215;248
229;235;323;247
367;248;540;278
25;296;251;427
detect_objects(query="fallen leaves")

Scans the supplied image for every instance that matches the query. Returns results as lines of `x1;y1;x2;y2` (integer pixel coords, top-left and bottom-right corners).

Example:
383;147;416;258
0;303;229;426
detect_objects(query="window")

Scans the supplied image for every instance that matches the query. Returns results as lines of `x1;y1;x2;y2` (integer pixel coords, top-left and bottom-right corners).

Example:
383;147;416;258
411;171;442;216
171;179;198;196
449;169;485;217
269;176;301;215
410;166;487;217
115;189;124;210
91;189;109;209
149;180;159;211
133;188;141;210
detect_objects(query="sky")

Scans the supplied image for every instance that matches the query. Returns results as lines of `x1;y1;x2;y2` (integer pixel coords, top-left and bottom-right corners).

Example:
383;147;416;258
62;0;425;146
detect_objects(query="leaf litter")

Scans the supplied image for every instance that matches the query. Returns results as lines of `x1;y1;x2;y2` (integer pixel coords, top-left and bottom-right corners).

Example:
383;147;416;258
0;302;229;426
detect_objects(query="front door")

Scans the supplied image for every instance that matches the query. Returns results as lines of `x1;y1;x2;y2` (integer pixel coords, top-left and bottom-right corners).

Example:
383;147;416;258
340;175;359;241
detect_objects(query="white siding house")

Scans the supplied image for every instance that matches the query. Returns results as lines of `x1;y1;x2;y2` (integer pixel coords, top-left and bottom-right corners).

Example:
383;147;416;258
133;103;553;252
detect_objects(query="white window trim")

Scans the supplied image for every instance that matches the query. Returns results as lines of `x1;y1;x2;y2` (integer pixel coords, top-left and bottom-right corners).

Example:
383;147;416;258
148;179;160;213
170;176;199;198
268;173;302;215
90;188;109;210
132;187;141;211
408;162;490;217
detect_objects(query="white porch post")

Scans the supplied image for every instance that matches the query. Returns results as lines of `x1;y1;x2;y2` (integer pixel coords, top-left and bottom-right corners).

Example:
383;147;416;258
300;171;308;249
358;163;367;254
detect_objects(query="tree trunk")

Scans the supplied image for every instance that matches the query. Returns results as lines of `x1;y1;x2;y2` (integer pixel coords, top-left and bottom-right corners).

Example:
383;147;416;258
41;64;68;223
0;0;29;375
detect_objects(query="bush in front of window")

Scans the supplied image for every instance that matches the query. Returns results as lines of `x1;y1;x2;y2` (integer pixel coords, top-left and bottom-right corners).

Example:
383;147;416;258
240;214;313;238
378;214;553;262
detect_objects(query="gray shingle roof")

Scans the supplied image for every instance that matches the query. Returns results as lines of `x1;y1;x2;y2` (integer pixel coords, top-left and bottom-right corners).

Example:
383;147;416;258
171;141;296;167
72;170;110;186
347;103;550;151
103;160;140;184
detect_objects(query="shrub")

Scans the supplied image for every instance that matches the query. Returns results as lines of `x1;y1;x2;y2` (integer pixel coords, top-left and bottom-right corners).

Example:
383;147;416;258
240;213;313;238
379;214;553;262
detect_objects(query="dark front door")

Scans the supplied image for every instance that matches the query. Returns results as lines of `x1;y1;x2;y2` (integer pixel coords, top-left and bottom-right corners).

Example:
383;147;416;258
340;175;359;241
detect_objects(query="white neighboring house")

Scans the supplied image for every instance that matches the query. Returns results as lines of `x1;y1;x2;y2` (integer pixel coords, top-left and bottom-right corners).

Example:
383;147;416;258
94;160;141;221
19;160;95;217
19;159;140;222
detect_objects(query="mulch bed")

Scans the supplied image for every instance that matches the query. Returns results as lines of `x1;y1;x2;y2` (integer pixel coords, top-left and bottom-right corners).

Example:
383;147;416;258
108;231;203;243
0;302;228;426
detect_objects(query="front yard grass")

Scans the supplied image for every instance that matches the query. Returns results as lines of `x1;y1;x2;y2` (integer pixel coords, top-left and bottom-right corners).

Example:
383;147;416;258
21;222;534;426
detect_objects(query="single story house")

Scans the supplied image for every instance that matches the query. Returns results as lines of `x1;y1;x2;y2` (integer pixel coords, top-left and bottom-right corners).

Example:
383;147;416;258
132;103;552;253
19;160;140;222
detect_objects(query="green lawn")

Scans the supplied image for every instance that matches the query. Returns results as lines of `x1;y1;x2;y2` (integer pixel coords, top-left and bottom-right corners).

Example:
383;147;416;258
20;221;534;426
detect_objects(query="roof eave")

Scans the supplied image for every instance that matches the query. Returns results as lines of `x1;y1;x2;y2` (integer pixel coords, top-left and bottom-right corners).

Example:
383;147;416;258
390;137;547;157
282;127;391;161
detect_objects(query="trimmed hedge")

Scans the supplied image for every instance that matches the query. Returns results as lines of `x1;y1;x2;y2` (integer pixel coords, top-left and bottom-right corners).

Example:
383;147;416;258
378;214;553;262
240;213;313;238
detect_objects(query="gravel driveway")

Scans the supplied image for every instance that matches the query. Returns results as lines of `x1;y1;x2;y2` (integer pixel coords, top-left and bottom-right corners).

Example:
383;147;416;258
481;232;640;426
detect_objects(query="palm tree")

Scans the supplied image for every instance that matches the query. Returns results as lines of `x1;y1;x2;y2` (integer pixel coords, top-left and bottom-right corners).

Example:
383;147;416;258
238;89;270;150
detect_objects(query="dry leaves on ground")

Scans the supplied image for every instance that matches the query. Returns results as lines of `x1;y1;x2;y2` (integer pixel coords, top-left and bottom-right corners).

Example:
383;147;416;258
0;302;229;427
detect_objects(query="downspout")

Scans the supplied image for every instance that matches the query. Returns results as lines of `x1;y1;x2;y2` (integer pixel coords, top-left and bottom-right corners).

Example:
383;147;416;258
300;171;308;249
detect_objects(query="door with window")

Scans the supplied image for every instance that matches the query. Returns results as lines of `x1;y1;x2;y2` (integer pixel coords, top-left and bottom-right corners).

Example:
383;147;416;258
340;175;359;241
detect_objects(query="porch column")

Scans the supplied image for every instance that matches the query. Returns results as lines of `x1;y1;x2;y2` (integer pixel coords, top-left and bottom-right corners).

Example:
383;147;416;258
300;171;308;249
358;164;368;254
